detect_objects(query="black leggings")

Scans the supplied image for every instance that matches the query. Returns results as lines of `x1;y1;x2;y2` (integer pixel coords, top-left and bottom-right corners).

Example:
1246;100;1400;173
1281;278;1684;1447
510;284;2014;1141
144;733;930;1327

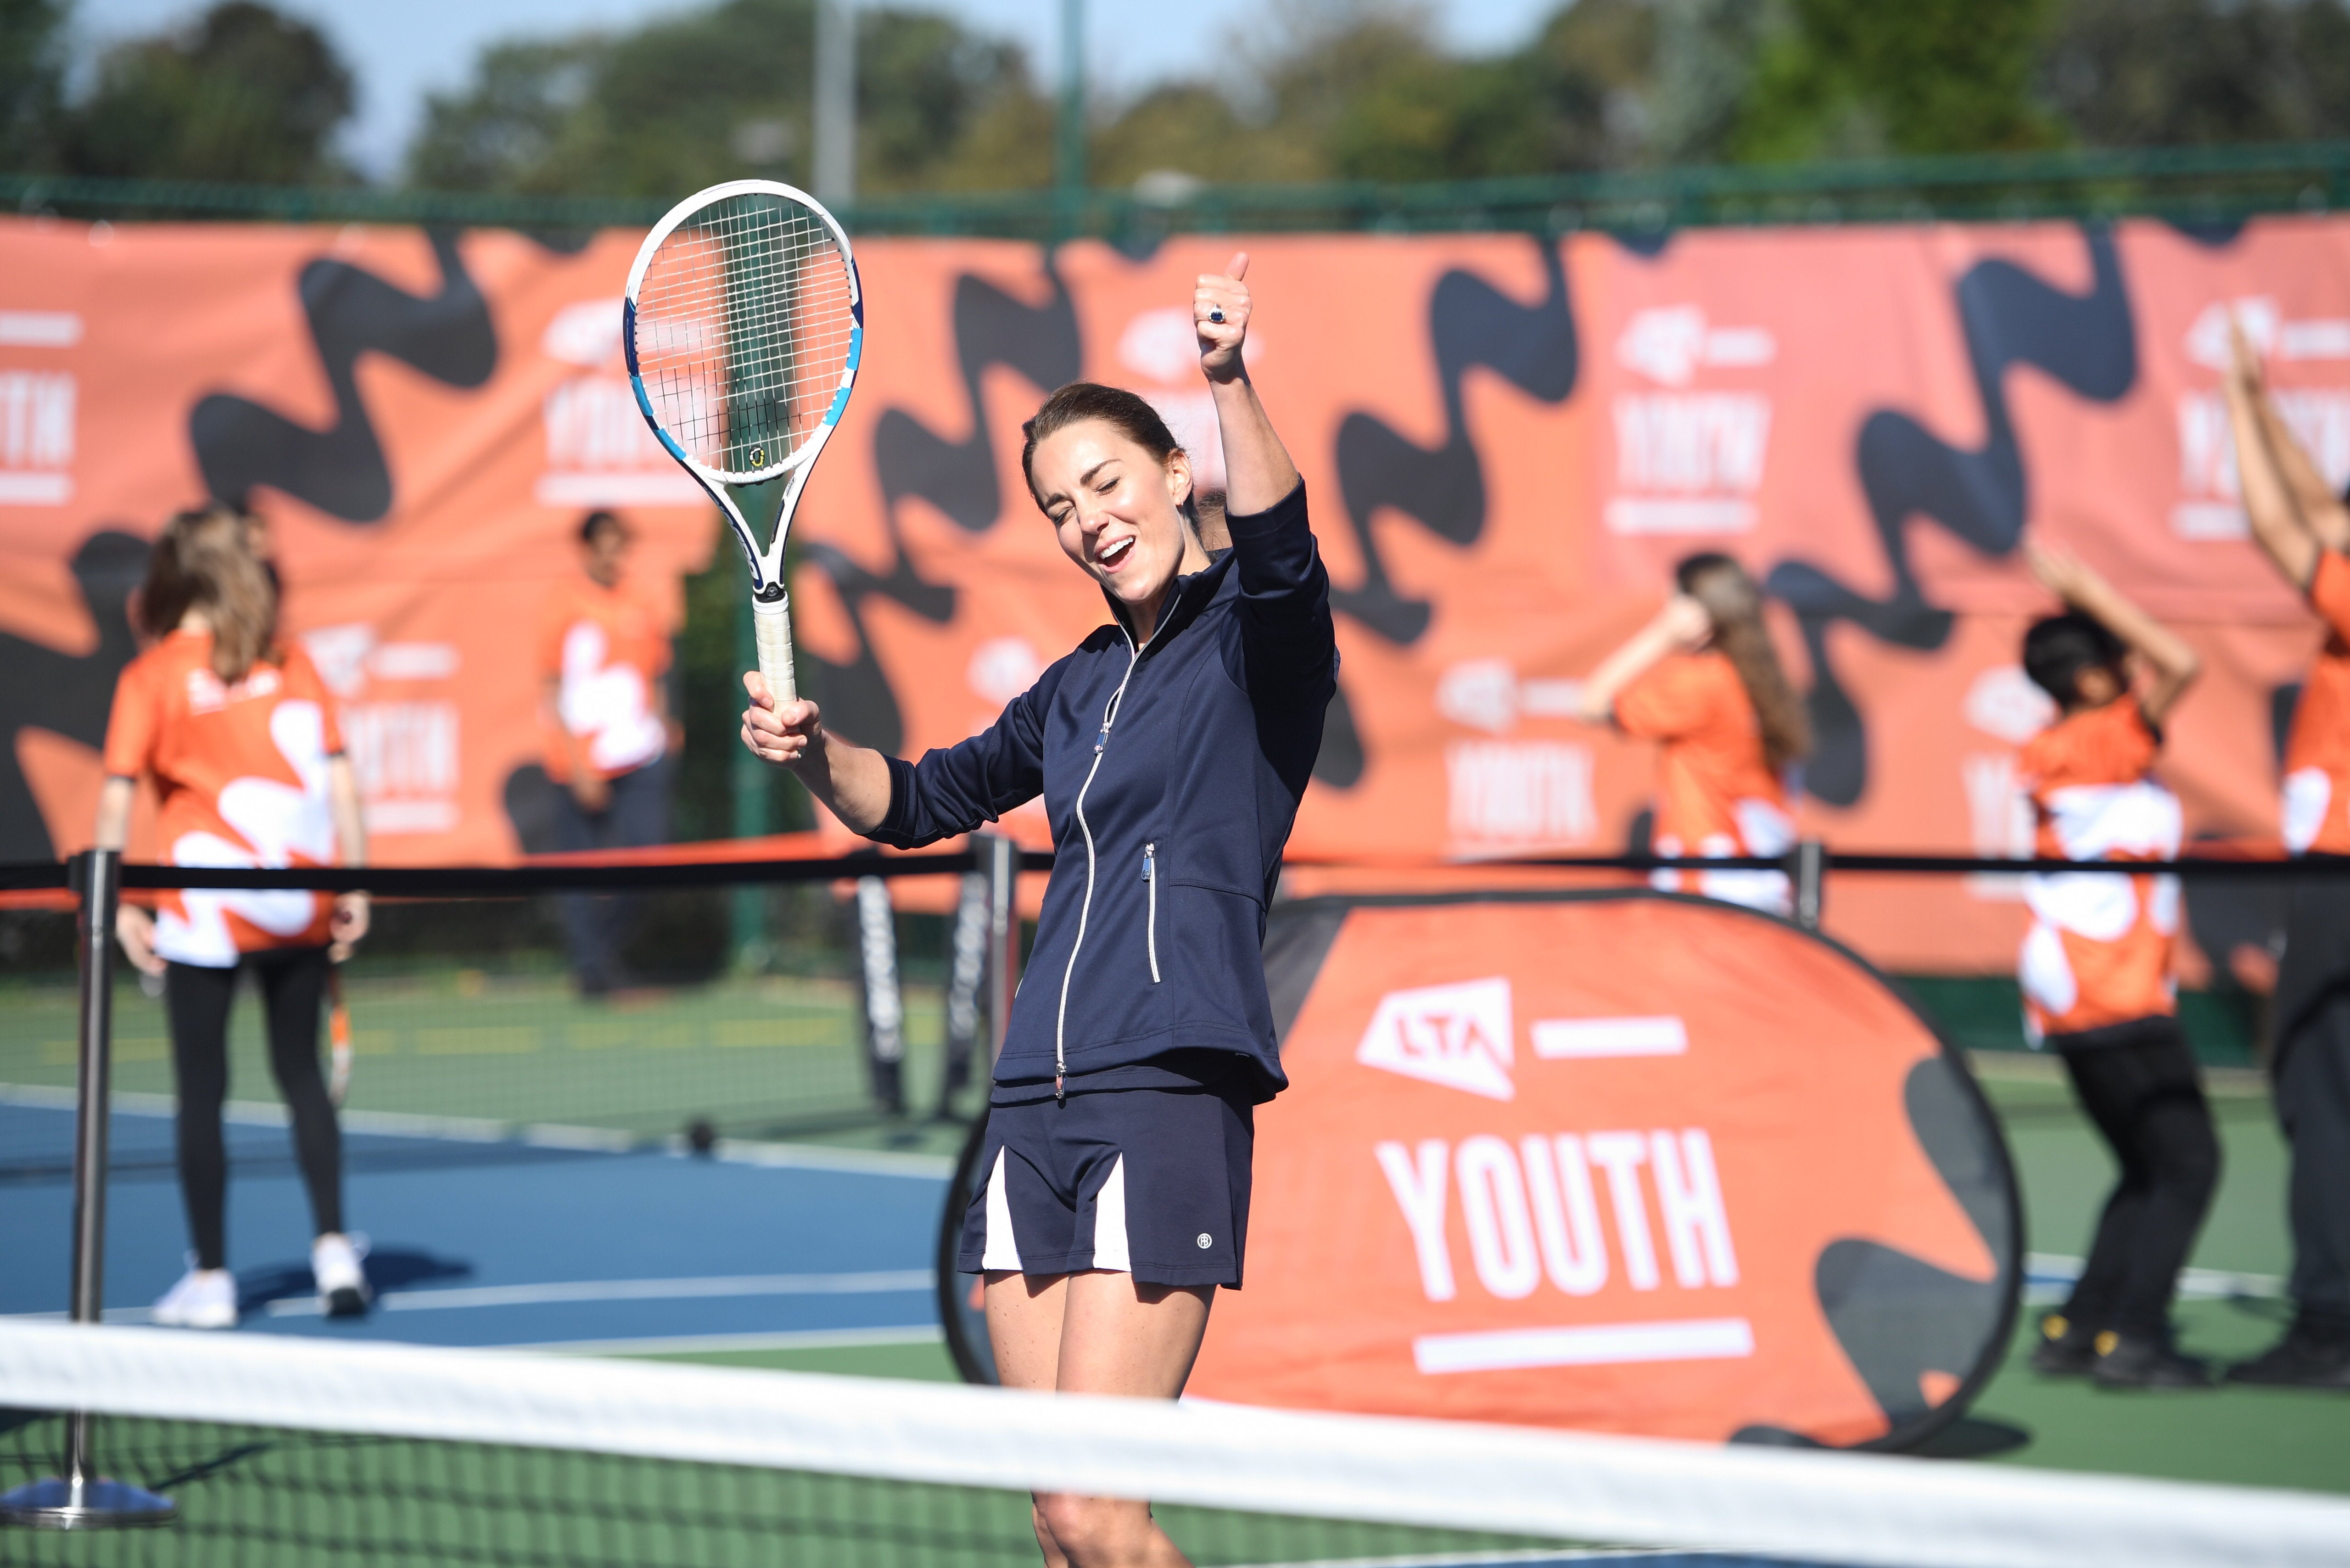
2048;1016;2221;1339
164;946;343;1271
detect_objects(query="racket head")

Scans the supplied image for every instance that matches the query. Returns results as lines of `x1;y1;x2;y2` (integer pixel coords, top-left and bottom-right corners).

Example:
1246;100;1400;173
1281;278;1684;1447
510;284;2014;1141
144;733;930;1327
622;180;862;488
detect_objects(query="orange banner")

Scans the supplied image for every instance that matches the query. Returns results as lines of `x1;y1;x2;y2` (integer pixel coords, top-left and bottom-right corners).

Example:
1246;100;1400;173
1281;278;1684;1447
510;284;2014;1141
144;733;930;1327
6;214;2349;971
1181;892;2018;1448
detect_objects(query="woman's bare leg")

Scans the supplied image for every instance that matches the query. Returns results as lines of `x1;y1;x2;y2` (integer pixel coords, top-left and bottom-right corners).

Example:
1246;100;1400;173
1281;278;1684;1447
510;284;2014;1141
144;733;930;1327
985;1270;1214;1568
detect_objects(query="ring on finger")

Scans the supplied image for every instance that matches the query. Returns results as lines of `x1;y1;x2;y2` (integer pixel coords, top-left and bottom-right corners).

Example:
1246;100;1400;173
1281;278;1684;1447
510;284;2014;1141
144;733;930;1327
1208;308;1225;324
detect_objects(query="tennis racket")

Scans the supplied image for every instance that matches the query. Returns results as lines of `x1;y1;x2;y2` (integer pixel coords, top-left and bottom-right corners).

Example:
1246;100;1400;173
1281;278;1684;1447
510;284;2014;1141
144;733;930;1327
623;180;863;704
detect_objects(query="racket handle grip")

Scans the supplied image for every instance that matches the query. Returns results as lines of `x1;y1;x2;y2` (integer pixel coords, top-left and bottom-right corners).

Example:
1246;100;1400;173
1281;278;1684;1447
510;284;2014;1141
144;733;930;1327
753;592;799;708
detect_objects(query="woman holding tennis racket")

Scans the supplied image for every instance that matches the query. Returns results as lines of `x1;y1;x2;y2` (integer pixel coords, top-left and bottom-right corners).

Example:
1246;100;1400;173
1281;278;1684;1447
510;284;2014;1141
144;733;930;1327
742;254;1331;1568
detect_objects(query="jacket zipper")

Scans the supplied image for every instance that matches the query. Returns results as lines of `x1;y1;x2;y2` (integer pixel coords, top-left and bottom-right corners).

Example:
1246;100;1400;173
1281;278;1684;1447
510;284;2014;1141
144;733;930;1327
1144;843;1160;983
1053;640;1140;1102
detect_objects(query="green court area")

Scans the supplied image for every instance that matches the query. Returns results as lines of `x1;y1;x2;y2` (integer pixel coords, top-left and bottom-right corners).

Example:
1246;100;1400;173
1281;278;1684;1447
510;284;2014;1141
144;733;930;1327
0;964;979;1157
0;1408;1564;1568
1962;1054;2350;1495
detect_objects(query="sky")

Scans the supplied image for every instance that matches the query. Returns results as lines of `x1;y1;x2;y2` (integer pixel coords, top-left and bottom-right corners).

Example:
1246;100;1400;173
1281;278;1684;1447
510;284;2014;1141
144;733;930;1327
71;0;1561;179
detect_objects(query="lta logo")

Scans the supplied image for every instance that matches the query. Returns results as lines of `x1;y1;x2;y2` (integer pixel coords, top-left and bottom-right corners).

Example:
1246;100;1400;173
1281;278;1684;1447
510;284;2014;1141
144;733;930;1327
1355;977;1515;1101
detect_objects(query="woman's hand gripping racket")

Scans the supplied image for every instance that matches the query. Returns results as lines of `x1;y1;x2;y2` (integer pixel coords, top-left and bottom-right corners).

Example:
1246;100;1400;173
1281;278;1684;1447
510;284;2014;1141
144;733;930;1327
624;180;863;704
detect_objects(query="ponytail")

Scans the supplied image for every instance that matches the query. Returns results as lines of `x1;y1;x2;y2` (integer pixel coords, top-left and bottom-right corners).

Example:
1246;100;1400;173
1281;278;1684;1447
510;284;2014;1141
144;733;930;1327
1675;553;1810;775
140;506;278;684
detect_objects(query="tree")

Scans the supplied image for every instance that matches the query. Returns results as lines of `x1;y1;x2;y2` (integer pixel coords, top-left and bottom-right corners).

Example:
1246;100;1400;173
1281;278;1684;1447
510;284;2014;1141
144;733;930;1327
2040;0;2350;147
0;0;67;171
407;0;1044;198
62;1;356;182
1733;0;2061;161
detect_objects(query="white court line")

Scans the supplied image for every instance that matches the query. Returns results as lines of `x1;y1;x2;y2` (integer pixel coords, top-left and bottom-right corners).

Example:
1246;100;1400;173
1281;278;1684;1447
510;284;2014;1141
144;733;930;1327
1415;1319;1755;1374
0;1083;951;1178
530;1324;944;1356
6;1270;935;1327
267;1270;935;1317
2025;1251;2284;1302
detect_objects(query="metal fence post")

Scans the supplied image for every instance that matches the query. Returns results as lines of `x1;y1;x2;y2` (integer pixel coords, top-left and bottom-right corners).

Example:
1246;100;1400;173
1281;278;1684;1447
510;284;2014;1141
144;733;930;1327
0;847;175;1529
974;832;1019;1064
1790;840;1828;933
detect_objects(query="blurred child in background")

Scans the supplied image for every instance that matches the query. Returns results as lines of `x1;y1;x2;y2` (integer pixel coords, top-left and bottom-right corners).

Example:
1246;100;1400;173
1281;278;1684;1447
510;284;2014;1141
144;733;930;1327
1573;553;1809;914
2014;543;2217;1388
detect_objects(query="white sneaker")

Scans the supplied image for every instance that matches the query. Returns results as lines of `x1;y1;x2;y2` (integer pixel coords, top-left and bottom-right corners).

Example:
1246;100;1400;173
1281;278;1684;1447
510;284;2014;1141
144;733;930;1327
313;1232;371;1317
152;1263;237;1329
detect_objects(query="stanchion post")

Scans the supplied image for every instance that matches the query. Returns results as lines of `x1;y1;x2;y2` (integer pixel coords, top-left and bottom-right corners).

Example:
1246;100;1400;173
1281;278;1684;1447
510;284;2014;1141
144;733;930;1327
0;847;175;1529
1790;839;1827;933
974;832;1018;1064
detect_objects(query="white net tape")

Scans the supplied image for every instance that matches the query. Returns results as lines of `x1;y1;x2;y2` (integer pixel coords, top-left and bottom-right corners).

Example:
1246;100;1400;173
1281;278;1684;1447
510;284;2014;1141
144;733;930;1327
3;1322;2346;1568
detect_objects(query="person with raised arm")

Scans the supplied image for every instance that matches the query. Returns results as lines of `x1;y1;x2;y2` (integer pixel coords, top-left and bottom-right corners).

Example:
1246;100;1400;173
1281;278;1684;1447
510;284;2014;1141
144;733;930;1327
1571;553;1809;914
2009;543;2217;1387
741;254;1335;1567
2218;321;2350;1387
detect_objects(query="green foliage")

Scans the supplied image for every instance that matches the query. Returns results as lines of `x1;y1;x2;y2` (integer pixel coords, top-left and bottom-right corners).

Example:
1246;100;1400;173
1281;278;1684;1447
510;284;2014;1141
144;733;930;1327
0;0;67;170
1732;0;2062;161
408;0;1041;198
63;1;355;182
2040;0;2350;147
673;538;811;844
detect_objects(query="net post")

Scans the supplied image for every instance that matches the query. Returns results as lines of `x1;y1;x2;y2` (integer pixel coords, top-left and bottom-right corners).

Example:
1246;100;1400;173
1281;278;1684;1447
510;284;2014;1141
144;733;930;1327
974;832;1018;1064
854;874;905;1116
1790;839;1827;932
0;847;175;1530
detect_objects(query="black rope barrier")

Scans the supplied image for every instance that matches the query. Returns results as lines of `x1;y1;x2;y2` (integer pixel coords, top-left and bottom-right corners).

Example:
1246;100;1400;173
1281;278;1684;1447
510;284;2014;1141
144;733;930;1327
0;845;2342;896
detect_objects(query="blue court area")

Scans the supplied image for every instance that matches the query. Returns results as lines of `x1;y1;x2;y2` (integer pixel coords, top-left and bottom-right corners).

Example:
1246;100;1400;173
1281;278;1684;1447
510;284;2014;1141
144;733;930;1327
0;1098;951;1352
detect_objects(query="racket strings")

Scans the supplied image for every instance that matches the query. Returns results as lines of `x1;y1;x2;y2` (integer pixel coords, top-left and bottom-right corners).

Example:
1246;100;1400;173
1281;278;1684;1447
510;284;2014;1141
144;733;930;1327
630;196;856;475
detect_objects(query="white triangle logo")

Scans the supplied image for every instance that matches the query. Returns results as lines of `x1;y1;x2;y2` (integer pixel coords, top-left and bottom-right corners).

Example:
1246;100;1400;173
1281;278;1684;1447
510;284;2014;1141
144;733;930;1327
1355;977;1515;1101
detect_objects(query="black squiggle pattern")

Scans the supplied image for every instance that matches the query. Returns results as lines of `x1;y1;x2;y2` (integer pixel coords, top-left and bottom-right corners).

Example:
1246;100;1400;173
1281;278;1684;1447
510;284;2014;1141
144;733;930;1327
1332;240;1578;646
190;230;496;521
0;530;149;859
1765;229;2136;806
798;270;1081;753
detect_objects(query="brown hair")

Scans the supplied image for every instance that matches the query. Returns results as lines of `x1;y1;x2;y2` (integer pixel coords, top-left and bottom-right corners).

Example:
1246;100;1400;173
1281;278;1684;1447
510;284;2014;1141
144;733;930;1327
139;506;279;684
1675;552;1810;775
1019;382;1198;527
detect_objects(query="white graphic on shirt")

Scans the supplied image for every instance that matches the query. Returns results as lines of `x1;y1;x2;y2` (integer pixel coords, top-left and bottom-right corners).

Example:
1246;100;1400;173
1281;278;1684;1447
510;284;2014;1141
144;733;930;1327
2284;766;2333;855
559;621;666;774
155;701;338;968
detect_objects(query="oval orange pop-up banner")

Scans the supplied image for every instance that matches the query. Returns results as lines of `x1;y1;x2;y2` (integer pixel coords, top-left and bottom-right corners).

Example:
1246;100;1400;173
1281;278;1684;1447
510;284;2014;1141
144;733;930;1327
945;890;2020;1450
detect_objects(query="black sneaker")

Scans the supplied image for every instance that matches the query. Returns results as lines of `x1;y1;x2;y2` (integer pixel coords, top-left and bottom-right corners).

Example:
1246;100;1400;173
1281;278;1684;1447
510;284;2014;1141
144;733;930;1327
2226;1327;2350;1389
2092;1331;2212;1389
2028;1313;2100;1377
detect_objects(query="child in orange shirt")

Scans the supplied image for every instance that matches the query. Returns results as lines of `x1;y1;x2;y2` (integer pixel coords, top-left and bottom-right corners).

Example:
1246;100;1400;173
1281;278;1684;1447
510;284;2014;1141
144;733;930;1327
98;507;372;1330
1575;553;1809;914
537;510;674;995
2222;319;2350;1385
2014;544;2216;1388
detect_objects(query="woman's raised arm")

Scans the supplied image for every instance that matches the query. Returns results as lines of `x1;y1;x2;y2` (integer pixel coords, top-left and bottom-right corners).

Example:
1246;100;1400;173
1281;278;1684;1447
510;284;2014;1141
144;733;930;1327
1195;253;1299;516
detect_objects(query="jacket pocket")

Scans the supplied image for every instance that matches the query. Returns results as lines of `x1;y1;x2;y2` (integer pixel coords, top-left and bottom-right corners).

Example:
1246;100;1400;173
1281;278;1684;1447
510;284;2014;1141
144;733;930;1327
1144;842;1161;983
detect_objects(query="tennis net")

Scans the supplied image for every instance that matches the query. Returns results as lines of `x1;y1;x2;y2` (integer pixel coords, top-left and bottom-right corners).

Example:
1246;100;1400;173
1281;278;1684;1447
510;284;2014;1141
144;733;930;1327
0;869;997;1155
4;1323;2346;1568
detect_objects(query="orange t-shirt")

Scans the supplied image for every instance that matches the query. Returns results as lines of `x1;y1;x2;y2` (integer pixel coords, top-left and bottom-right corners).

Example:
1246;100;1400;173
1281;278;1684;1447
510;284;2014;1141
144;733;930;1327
538;575;671;783
101;630;345;967
1614;651;1795;913
2283;549;2350;856
2015;699;2181;1040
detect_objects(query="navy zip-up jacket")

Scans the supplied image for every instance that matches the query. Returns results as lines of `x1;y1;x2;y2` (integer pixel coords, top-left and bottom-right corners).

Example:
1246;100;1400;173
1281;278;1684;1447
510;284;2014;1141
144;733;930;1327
871;482;1333;1103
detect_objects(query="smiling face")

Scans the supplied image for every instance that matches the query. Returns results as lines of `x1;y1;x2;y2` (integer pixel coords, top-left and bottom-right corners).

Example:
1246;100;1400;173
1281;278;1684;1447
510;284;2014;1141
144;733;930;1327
1028;418;1203;634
